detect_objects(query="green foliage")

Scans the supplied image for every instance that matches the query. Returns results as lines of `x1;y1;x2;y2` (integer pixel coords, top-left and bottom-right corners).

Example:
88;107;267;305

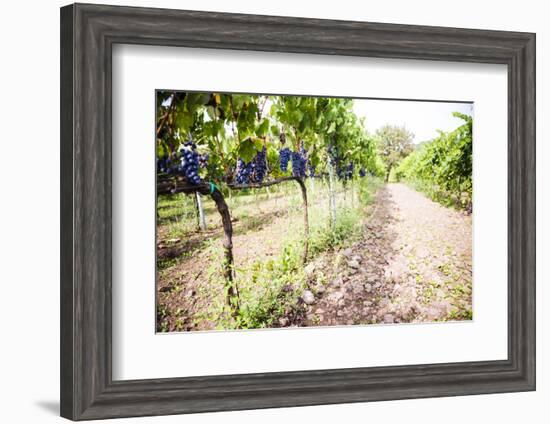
235;241;306;329
156;91;385;184
357;175;384;205
395;112;472;210
308;207;361;255
308;177;382;254
314;98;382;177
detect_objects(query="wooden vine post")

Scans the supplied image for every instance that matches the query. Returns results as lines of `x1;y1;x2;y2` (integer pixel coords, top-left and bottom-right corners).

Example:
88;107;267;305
295;178;309;264
207;186;239;315
157;177;239;318
327;161;337;231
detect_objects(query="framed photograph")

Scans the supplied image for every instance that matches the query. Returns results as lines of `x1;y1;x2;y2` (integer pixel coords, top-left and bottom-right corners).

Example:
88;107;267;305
60;3;536;421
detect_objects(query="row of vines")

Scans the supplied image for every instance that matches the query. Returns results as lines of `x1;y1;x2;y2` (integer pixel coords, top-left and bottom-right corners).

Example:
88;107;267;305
395;112;473;211
156;91;385;322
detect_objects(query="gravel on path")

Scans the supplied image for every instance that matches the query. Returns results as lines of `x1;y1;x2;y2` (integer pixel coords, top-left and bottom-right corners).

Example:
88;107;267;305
303;183;472;326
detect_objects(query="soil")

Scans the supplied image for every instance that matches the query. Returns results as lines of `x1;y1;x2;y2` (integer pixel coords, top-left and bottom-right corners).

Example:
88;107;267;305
156;182;472;332
300;183;472;327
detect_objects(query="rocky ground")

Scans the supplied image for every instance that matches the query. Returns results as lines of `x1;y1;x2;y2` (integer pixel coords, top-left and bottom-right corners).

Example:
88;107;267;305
298;183;472;327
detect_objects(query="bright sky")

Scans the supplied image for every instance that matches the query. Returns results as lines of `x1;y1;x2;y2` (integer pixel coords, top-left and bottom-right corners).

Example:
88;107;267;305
353;99;473;144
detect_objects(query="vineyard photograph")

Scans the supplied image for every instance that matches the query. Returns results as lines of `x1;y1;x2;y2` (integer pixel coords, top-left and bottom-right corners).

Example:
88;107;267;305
156;91;473;332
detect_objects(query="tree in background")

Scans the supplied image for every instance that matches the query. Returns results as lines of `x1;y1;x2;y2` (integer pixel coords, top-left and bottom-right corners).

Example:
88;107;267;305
376;125;414;182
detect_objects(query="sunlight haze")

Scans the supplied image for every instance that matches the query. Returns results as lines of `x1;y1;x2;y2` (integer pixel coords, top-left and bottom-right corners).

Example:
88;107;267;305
353;99;473;144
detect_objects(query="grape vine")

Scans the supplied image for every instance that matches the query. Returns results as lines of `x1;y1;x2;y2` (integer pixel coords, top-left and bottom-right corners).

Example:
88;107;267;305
291;149;307;178
235;158;253;185
395;112;472;210
179;141;202;185
279;147;291;172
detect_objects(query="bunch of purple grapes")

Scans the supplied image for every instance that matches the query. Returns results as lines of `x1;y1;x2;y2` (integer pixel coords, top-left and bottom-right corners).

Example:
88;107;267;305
328;144;341;171
279;147;291;172
235;147;267;185
252;147;267;182
359;168;366;178
235;158;253;184
332;157;345;180
157;155;172;174
344;162;354;180
291;148;307;178
179;142;202;185
329;144;354;181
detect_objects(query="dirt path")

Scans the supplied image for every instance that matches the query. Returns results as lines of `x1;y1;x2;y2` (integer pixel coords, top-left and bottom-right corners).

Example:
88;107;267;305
303;183;472;326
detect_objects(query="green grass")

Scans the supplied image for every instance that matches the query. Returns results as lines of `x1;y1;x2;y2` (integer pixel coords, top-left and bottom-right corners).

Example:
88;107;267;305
401;178;471;211
308;206;363;256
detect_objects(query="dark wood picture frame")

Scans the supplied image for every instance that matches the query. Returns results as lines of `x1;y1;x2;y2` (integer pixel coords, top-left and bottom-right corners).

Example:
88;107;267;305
60;3;536;421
